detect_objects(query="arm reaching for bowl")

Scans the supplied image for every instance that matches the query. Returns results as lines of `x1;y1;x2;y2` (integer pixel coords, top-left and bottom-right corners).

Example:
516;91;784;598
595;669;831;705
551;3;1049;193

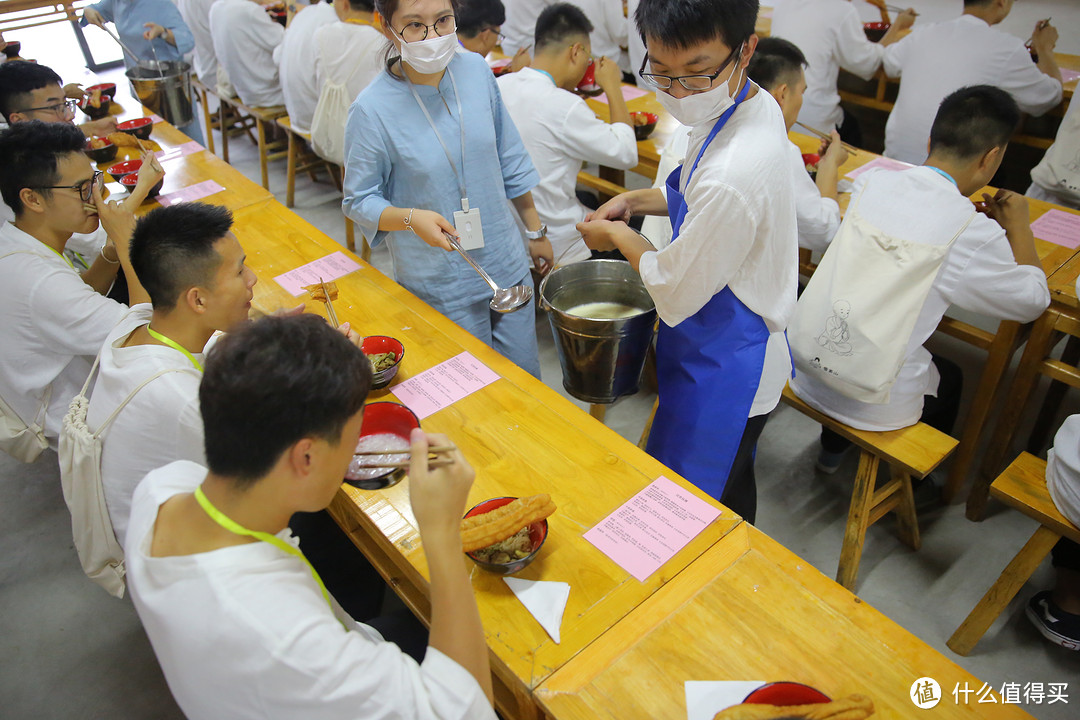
407;430;494;707
80;117;119;138
124;151;165;208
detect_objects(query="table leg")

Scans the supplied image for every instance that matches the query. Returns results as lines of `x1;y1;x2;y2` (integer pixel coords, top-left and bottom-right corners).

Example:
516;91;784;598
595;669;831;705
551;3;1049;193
943;321;1020;504
588;404;607;423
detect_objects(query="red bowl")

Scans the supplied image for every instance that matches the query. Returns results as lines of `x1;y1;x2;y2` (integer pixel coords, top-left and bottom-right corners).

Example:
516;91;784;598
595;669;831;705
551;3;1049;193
85;137;118;163
344;402;420;489
77;95;112;119
361;335;405;389
802;153;820;178
86;82;117;99
864;22;890;42
743;682;830;705
464;497;549;575
107;159;142;179
630;111;659;141
119;171;164;198
117;117;153;140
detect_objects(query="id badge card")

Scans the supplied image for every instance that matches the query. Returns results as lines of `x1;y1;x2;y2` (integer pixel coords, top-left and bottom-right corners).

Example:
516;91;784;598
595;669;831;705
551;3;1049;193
454;199;484;251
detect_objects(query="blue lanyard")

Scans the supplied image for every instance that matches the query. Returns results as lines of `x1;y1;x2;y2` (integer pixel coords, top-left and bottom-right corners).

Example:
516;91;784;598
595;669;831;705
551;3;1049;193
533;68;556;86
926;166;958;188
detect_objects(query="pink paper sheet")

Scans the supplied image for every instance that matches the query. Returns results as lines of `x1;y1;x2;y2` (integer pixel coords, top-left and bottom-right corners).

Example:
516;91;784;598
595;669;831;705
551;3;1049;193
844;156;914;180
584;476;721;582
1061;68;1080;85
391;352;499;419
155;141;203;162
273;251;363;296
1031;209;1080;249
147;113;164;123
155;179;225;207
593;84;651;105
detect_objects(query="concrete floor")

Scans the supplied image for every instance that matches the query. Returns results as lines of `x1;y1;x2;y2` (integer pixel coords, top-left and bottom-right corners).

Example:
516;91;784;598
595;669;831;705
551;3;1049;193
4;9;1080;716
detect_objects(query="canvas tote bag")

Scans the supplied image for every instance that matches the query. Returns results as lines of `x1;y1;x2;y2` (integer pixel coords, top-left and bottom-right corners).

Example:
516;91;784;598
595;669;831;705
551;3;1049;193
59;356;198;597
789;182;975;403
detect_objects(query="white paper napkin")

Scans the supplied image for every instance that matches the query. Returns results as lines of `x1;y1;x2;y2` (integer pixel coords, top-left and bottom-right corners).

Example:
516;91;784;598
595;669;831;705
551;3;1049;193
685;681;765;720
503;577;570;644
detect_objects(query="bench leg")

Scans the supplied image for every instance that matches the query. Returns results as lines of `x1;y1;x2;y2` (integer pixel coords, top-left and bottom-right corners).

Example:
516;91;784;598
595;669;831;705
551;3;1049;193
345;216;356;253
197;86;215;155
638;398;658;450
257;118;270;190
946;525;1060;656
219;102;230;163
1027;334;1080;456
286;131;298;208
589;404;607;423
837;450;879;590
893;467;921;551
361;234;371;263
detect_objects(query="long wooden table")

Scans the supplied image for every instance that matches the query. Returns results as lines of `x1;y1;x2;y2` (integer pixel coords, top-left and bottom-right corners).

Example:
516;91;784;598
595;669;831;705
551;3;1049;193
535;523;1034;719
790;132;1080;510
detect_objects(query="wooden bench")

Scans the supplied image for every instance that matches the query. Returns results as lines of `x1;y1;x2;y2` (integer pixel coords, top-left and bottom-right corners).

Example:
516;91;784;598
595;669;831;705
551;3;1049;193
947;452;1080;655
217;96;287;189
781;385;958;590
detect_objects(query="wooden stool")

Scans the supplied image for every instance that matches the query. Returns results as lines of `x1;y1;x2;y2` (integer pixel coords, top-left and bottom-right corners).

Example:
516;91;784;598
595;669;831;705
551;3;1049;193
214;93;258;163
947;452;1080;655
324;163;370;261
218;96;287;188
780;385;957;590
275;116;334;209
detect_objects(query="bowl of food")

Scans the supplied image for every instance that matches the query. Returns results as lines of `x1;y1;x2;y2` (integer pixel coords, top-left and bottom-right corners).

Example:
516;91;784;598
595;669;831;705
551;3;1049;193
463;495;555;575
119;171;165;198
362;335;405;390
575;59;603;96
86;82;117;100
2;41;21;60
117;117;153;140
77;94;112;120
720;684;874;720
85;136;118;163
863;22;889;42
107;158;142;180
490;58;513;77
344;401;420;490
630;111;658;141
801;152;820;180
743;683;830;705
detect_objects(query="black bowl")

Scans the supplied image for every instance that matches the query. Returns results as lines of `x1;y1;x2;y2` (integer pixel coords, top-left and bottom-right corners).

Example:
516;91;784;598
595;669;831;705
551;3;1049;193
2;41;21;59
84;138;118;163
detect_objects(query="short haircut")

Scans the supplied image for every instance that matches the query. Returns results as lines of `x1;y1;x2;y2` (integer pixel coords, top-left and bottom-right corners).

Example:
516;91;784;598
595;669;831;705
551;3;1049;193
928;85;1020;160
200;314;373;486
347;0;375;10
456;0;505;38
535;3;593;52
963;0;993;7
130;203;234;310
746;37;806;91
0;61;63;122
635;0;757;53
0;121;86;215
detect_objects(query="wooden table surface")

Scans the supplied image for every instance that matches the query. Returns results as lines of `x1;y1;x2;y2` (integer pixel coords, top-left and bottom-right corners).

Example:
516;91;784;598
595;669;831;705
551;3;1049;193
535;523;1035;720
234;197;743;720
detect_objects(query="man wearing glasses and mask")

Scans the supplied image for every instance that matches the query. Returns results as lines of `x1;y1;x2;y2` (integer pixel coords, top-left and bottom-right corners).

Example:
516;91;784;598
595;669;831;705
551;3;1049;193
577;0;798;524
0;121;162;457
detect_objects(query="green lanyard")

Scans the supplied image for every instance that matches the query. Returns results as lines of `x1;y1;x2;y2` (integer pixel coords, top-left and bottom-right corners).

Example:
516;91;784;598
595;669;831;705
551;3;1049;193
147;326;204;372
41;242;75;270
194;486;335;611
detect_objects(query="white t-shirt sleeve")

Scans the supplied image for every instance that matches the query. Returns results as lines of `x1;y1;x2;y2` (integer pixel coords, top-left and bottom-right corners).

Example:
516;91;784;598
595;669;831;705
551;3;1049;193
789;144;841;252
882;32;910;78
30;264;127;356
1000;44;1064;116
834;5;885;80
561;99;638;170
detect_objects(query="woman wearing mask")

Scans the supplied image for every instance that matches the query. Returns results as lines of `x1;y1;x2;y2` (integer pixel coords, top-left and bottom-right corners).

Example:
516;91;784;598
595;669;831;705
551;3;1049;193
343;0;551;378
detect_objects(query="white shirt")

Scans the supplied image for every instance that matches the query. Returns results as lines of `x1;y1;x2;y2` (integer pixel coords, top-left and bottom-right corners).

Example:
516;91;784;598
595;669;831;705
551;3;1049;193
276;1;337;133
771;0;886;131
85;305;204;546
497;67;637;262
209;0;285;107
639;89;799;416
0;222;126;444
883;14;1064;164
310;20;384;158
790;166;1050;430
1047;413;1080;529
786;141;841;252
502;0;626;60
126;461;498;720
1;200;107;265
177;0;219;84
1030;93;1080;208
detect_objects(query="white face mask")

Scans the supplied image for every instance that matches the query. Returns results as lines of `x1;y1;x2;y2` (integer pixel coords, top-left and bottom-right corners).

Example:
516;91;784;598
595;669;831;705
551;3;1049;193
655;51;745;127
399;31;459;74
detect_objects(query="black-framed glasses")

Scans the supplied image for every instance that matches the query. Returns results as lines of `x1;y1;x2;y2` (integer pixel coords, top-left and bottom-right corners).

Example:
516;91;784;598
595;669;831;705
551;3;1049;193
17;98;77;117
395;13;456;43
35;170;103;203
638;43;742;91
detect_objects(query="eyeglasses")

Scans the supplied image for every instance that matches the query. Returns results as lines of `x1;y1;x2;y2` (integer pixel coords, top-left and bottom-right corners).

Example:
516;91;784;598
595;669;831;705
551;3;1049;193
17;98;77;118
35;170;103;203
395;13;456;43
638;43;742;91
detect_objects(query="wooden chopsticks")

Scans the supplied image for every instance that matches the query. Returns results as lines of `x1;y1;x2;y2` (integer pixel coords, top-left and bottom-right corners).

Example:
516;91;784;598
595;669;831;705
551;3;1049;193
319;276;340;327
352;443;458;469
795;121;859;154
351;458;456;469
353;444;457;456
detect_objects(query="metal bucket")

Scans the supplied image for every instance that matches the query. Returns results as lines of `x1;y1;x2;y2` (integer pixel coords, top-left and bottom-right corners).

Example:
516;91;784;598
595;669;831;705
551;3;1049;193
540;260;657;404
125;61;193;127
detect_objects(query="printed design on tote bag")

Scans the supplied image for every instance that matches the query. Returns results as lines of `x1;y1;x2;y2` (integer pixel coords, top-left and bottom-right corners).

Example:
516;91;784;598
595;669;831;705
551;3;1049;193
817;299;854;356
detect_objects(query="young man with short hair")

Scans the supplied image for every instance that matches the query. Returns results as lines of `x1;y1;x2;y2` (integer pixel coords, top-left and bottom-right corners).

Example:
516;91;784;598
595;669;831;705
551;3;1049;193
882;0;1063;164
85;202;257;545
209;0;286;106
578;0;798;522
747;36;847;252
277;0;338;133
458;0;530;71
0;121;160;452
126;314;497;719
498;2;636;263
789;86;1049;470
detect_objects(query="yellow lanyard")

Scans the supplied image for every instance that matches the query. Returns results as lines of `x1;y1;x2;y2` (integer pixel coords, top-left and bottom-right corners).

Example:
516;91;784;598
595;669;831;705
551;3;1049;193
146;326;204;372
194;487;335;611
344;18;375;27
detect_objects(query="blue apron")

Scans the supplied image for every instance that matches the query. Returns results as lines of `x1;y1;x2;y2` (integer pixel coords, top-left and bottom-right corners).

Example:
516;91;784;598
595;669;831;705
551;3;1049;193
644;80;770;501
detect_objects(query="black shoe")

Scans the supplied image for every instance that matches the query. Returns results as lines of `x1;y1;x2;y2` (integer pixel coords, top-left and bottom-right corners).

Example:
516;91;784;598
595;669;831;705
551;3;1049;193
910;475;941;511
1026;591;1080;651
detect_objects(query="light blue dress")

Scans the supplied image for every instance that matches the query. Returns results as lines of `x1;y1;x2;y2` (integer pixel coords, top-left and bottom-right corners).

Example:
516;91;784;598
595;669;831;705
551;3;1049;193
343;51;541;377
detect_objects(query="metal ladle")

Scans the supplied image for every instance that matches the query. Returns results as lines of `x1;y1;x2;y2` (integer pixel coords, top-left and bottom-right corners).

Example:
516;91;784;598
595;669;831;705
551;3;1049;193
443;232;533;313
